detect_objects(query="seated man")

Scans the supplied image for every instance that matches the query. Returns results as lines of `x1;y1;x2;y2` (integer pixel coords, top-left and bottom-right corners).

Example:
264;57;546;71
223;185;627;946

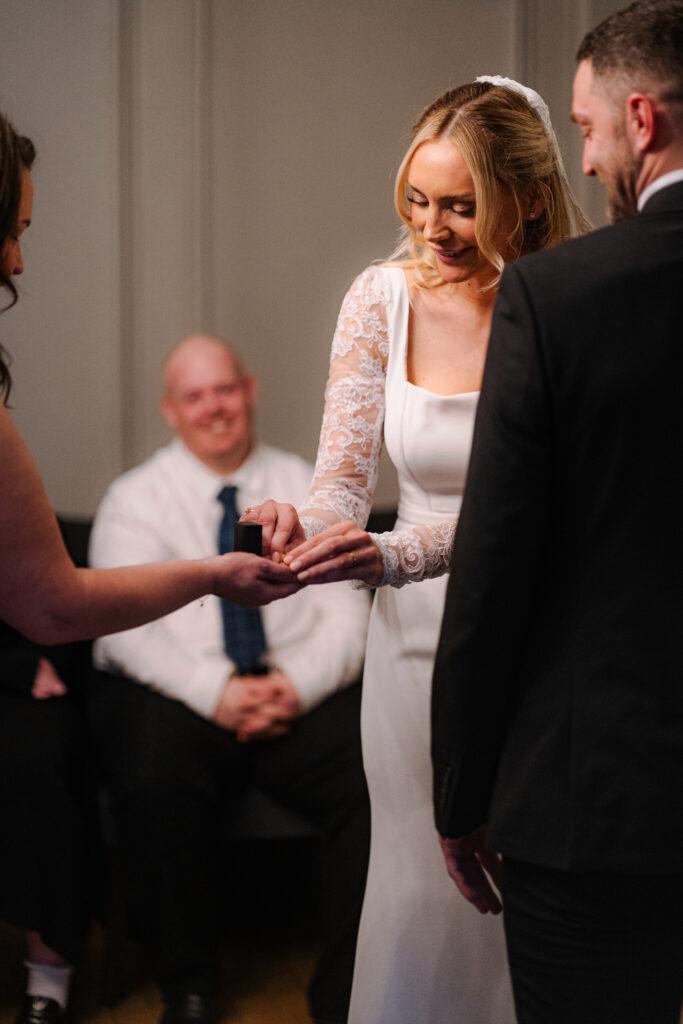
87;334;371;1024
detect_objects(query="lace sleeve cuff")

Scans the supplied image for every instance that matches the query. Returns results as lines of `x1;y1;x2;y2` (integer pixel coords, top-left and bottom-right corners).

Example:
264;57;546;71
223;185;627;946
301;515;330;540
369;518;457;588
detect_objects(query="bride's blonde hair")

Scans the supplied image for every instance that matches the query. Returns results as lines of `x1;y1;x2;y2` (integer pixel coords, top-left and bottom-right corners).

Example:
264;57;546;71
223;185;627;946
390;81;590;290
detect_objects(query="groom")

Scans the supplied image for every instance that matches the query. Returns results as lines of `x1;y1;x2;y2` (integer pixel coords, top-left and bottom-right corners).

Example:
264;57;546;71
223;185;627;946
431;2;683;1022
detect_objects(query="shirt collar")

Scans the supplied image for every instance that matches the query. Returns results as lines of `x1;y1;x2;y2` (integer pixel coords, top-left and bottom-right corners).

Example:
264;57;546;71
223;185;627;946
638;168;683;211
170;437;263;504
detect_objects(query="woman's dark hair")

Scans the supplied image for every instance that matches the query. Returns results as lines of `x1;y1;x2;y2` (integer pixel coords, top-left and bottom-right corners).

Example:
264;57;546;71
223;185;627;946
0;112;36;402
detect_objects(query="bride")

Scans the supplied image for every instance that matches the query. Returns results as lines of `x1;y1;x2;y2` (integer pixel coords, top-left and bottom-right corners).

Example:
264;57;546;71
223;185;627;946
247;78;589;1024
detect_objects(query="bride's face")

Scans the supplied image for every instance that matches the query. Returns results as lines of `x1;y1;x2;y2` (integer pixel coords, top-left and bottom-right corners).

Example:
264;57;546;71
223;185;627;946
406;139;515;287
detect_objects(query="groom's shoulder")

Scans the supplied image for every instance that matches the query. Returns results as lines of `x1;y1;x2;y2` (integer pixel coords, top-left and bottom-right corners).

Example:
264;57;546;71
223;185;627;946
517;219;632;279
506;216;649;305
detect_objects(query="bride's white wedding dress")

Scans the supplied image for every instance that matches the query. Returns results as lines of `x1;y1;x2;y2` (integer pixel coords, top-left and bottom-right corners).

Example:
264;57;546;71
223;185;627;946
300;265;515;1024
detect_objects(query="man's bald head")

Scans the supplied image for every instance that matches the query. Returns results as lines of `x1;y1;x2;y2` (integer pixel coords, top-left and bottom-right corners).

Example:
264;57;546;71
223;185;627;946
161;334;257;475
163;334;246;397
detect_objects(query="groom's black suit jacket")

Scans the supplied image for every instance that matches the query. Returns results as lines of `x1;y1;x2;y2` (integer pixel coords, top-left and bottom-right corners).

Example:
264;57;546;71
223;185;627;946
432;180;683;873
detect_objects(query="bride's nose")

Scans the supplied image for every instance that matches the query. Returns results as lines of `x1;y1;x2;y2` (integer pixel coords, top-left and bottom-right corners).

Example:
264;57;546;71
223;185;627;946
423;209;449;241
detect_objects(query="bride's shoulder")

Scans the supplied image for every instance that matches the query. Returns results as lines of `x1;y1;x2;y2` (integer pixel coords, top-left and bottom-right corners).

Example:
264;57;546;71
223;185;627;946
332;264;395;364
345;263;404;306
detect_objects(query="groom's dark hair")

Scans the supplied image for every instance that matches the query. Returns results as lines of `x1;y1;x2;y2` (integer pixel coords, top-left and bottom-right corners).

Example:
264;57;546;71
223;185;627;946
577;0;683;122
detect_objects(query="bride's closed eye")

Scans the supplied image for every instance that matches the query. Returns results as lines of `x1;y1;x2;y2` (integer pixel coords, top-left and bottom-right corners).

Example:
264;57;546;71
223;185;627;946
406;186;428;208
406;186;475;217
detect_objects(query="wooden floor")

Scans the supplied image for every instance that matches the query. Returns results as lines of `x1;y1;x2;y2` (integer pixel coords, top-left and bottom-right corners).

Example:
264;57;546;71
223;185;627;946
0;920;319;1024
0;837;321;1024
2;888;681;1024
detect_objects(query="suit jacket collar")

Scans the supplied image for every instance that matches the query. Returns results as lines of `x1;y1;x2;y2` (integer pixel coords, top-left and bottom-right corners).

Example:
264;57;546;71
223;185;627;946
641;179;683;215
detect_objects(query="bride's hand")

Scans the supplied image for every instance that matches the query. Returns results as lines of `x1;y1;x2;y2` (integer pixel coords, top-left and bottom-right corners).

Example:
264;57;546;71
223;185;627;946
240;500;306;560
285;520;383;587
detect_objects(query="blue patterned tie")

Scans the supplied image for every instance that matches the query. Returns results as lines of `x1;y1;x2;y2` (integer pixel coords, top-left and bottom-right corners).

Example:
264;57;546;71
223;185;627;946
217;485;267;672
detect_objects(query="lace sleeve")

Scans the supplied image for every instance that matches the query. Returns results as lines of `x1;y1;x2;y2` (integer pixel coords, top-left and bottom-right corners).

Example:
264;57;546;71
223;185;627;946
369;518;456;588
301;265;458;589
300;266;389;536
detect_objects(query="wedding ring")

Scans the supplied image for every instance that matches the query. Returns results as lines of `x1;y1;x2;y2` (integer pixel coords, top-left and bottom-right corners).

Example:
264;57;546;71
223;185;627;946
244;507;254;515
350;552;357;566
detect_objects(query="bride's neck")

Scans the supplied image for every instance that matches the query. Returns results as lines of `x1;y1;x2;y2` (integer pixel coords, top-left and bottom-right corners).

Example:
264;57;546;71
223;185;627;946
452;275;499;315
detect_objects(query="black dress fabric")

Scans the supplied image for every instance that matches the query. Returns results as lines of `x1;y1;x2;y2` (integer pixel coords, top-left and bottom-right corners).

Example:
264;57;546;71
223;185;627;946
0;518;99;962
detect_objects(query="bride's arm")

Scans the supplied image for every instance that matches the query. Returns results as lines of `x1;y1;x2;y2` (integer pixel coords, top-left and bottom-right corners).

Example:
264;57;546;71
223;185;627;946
368;518;458;587
299;266;390;533
285;267;459;588
247;266;389;561
251;265;460;588
287;513;458;588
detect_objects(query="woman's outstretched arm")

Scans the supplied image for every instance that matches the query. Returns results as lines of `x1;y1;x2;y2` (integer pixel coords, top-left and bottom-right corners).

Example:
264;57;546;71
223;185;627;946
0;405;299;645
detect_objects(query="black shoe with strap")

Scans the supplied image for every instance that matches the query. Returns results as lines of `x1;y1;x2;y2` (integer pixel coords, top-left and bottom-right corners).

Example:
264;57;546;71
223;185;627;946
13;997;65;1024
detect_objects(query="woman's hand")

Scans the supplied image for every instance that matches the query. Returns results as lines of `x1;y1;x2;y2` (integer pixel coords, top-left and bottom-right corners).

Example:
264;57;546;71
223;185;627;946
240;500;306;560
284;520;384;587
32;657;67;700
210;552;301;607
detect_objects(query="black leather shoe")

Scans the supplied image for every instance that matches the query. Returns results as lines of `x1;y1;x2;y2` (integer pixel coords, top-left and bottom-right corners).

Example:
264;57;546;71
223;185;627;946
160;992;217;1024
14;997;65;1024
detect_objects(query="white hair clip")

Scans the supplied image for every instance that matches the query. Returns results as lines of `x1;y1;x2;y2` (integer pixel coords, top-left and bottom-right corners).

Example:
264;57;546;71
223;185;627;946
475;75;553;137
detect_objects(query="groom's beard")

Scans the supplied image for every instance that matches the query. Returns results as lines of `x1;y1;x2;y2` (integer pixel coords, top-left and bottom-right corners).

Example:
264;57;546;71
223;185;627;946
606;161;640;222
603;130;640;223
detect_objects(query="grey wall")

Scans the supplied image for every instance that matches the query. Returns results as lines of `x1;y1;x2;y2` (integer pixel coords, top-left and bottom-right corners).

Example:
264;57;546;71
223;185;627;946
0;0;623;517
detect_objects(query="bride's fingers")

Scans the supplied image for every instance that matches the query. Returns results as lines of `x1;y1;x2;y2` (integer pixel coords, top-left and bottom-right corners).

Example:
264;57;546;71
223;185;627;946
287;529;360;572
295;559;360;584
297;541;383;586
241;500;299;556
295;548;357;576
271;517;304;559
286;543;335;572
283;521;383;584
285;520;351;559
282;534;321;562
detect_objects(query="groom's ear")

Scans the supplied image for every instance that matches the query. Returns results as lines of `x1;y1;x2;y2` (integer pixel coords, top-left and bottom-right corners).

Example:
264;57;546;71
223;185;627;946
626;92;656;154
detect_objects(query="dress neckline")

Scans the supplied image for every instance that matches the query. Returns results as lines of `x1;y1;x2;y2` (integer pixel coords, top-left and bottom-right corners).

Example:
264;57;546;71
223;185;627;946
394;267;481;400
405;379;479;399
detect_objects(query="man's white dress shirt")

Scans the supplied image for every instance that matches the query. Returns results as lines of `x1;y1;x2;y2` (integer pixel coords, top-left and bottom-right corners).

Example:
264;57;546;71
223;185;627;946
90;440;370;720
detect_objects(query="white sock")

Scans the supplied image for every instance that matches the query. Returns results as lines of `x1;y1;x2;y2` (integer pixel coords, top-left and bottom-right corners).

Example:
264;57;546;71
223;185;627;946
24;960;74;1010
